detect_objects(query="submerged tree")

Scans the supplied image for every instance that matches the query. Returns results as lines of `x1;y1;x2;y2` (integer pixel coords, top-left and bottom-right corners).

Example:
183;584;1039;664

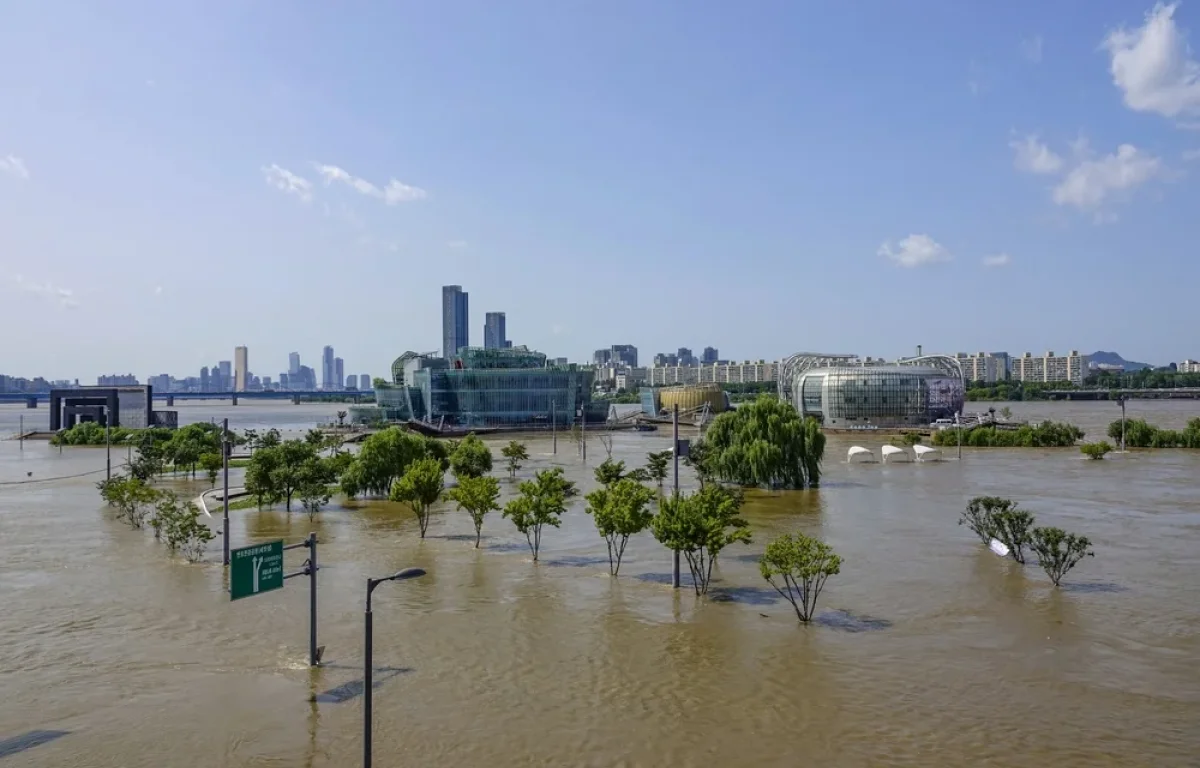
501;440;529;480
992;509;1036;564
645;450;671;490
584;478;656;575
503;467;578;561
651;485;751;595
390;457;446;538
1029;527;1095;586
1080;441;1113;460
759;533;843;623
958;496;1018;544
697;396;824;489
450;433;494;480
200;452;222;488
445;474;502;547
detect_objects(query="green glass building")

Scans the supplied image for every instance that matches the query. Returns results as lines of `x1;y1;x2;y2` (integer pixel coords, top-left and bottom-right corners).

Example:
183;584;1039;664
356;347;605;429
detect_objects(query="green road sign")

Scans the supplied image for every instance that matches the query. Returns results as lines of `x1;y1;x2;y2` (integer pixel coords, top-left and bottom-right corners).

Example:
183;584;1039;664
230;540;285;601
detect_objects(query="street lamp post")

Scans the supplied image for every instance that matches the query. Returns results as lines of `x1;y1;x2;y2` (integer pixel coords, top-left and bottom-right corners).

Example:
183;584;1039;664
1117;395;1127;452
364;568;426;768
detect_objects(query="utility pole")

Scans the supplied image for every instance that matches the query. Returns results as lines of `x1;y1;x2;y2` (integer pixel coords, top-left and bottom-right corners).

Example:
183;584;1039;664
581;406;586;462
18;415;23;450
105;423;111;481
1118;395;1127;452
551;399;557;455
672;404;680;589
955;411;962;461
222;418;231;567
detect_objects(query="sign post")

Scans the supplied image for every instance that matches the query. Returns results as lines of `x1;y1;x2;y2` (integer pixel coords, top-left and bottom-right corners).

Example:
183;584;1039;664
230;534;322;666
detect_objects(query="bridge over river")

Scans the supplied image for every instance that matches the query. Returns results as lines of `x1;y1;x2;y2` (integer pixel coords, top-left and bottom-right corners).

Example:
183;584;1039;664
1043;387;1200;401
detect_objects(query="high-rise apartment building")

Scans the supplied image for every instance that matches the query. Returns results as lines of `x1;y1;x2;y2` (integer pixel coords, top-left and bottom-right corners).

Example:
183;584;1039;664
677;347;696;367
234;346;249;392
955;352;1008;383
322;346;335;390
1178;359;1200;374
200;366;210;391
484;312;507;349
702;347;719;364
334;357;344;391
218;361;232;391
289;352;301;376
442;285;469;358
360;374;371;391
1011;350;1088;385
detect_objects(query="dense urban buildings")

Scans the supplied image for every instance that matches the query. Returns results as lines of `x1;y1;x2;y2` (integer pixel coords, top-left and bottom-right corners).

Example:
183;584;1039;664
1010;351;1089;385
702;347;719;364
442;285;469;358
955;352;1009;383
484;312;510;349
1179;359;1200;374
593;345;638;367
234;346;249;392
97;374;139;386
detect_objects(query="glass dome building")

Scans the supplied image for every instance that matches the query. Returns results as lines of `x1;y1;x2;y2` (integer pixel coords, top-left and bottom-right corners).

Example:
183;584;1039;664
794;365;964;428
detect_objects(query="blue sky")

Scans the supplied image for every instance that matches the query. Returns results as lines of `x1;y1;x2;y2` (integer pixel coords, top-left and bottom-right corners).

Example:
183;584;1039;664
3;0;1199;381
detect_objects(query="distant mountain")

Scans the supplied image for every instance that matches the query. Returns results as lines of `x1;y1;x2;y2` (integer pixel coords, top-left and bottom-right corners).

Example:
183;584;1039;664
1087;351;1153;371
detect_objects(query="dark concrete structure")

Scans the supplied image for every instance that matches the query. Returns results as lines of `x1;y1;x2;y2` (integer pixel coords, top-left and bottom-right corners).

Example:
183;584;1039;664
49;386;153;431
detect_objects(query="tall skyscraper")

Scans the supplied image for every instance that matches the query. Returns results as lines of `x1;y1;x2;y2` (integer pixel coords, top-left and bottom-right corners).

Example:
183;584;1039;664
702;347;719;364
484;312;507;349
442;285;469;358
200;366;210;391
234;346;249;392
359;374;370;391
218;360;232;391
322;346;335;390
289;352;301;375
334;357;344;391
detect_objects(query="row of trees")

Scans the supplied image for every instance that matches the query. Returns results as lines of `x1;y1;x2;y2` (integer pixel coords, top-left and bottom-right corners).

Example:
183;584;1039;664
958;496;1094;586
931;421;1084;448
1107;418;1200;449
97;476;214;562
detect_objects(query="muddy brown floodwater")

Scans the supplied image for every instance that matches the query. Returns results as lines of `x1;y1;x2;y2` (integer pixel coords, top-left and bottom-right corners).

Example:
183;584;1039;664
1;400;1199;767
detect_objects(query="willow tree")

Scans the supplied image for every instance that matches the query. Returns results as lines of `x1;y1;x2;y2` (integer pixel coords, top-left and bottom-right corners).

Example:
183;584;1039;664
696;395;824;489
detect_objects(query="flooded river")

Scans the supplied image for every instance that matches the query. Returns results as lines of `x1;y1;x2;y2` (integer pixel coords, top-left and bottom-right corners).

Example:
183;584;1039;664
1;400;1198;766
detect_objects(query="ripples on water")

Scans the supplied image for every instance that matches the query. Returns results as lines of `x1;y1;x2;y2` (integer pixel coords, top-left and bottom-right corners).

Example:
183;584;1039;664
1;401;1199;766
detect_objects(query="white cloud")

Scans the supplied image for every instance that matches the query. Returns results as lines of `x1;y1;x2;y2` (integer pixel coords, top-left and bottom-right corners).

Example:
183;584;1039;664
14;274;78;308
982;253;1012;268
0;154;29;179
1104;2;1200;119
1011;135;1064;174
878;234;952;268
313;163;427;205
1021;35;1044;63
262;164;313;203
1051;144;1164;210
1184;148;1200;160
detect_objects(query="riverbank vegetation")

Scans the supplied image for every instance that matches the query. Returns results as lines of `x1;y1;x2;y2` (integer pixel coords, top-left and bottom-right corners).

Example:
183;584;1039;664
1080;442;1113;460
1107;418;1200;448
931;420;1083;448
692;396;825;489
652;484;751;595
957;496;1094;586
97;476;213;562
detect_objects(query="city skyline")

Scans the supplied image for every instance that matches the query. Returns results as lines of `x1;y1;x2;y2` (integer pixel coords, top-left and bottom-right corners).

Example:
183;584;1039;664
3;3;1198;378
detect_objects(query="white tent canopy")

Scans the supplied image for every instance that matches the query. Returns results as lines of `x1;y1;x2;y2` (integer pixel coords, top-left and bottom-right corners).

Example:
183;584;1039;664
881;444;910;463
847;446;876;463
913;444;943;462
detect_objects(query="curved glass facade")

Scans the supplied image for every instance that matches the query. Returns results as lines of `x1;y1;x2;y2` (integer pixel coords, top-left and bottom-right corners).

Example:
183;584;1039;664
794;366;964;427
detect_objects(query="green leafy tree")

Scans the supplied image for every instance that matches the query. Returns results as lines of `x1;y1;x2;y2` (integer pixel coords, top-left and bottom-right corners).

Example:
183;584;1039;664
501;440;529;480
242;428;259;452
1080;441;1113;460
102;476;160;529
650;485;751;595
645;450;671;490
200;453;222;488
445;474;502;547
305;428;325;448
271;440;321;512
759;533;843;623
245;446;283;508
503;467;578;561
681;440;714;488
390;457;446;537
156;492;213;562
259;428;282;449
584;479;656;575
1029;527;1095;586
999;406;1013;420
349;427;429;496
698;396;824;489
992;509;1036;564
450;433;494;479
958;496;1018;544
298;458;336;519
594;458;628;487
